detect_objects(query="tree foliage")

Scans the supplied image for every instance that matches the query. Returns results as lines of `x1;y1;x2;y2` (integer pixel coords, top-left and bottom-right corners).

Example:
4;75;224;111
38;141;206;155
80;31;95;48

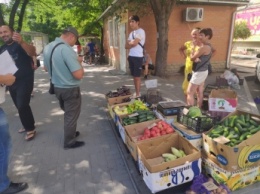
233;21;251;40
0;0;113;41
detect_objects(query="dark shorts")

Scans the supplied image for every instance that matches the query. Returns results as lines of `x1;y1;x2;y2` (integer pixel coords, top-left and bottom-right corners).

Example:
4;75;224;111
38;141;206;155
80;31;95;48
128;56;143;77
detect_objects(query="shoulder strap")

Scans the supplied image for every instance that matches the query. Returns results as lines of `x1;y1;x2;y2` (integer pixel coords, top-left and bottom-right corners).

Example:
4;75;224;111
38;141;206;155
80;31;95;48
132;32;144;49
49;42;64;81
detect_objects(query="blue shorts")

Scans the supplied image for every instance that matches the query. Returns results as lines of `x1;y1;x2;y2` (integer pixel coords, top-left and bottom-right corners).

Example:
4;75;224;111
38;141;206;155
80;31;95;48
128;56;143;77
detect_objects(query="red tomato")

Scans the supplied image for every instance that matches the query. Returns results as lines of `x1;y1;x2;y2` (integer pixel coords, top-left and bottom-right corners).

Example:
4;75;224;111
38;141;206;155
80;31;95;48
161;131;166;135
166;127;173;134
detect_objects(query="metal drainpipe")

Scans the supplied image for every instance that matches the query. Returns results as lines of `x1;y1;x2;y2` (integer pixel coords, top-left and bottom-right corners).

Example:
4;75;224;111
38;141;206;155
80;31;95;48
226;4;251;69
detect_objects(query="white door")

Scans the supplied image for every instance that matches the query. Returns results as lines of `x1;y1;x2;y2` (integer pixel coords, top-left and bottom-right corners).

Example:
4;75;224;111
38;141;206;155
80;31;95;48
119;23;127;72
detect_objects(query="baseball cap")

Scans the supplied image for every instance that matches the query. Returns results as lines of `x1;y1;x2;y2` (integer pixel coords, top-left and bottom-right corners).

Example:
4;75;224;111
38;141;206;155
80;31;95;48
63;26;79;38
129;15;140;22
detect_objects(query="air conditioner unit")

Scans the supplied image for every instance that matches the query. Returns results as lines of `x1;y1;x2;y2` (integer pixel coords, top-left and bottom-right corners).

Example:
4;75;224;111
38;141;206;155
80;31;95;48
185;7;203;22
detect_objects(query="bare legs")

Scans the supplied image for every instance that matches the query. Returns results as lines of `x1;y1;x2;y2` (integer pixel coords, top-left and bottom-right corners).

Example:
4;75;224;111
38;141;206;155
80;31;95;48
144;65;148;76
133;77;141;97
197;82;205;108
187;82;205;108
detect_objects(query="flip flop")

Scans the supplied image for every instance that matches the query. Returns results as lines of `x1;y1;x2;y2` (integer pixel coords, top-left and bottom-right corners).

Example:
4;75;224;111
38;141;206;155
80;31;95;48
18;128;26;133
25;131;36;141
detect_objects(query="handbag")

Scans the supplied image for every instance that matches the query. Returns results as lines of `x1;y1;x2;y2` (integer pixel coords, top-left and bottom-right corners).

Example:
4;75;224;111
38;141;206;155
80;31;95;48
148;64;155;70
49;81;55;94
36;59;41;67
48;42;64;94
187;73;192;81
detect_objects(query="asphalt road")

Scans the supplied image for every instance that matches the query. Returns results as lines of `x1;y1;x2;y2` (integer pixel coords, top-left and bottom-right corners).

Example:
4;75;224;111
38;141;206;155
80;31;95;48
230;56;260;113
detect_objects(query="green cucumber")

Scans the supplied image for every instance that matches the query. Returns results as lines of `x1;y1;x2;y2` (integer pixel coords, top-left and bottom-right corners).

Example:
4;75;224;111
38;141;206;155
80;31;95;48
245;114;251;122
240;115;245;123
223;119;229;127
229;116;237;127
249;119;258;127
249;126;260;134
234;127;241;135
223;130;229;137
239;132;251;141
236;119;248;127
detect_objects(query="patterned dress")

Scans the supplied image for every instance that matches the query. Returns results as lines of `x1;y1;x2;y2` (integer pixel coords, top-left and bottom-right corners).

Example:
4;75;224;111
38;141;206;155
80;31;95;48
182;41;199;95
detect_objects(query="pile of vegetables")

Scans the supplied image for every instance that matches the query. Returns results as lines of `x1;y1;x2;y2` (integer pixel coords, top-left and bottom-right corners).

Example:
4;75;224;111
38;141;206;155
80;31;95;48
162;147;186;162
114;100;149;115
207;113;260;147
137;120;175;141
106;85;131;98
122;110;156;126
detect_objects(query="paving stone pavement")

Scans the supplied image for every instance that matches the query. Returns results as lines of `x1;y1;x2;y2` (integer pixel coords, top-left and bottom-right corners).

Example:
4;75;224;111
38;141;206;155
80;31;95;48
2;64;260;194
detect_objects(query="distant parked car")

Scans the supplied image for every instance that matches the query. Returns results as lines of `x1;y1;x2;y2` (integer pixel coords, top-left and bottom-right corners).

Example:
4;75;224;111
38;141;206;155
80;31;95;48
255;53;260;83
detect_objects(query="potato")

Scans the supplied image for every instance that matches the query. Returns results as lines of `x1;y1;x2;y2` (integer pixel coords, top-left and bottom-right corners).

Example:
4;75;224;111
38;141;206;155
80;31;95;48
185;190;197;194
216;187;222;193
220;189;228;194
208;178;214;182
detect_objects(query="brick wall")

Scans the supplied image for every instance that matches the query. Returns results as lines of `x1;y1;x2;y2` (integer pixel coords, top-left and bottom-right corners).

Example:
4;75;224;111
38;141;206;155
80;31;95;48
103;4;237;75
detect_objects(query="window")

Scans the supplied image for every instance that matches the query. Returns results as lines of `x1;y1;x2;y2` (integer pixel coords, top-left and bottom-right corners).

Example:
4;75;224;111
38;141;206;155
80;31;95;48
113;17;119;48
108;18;119;47
108;20;113;47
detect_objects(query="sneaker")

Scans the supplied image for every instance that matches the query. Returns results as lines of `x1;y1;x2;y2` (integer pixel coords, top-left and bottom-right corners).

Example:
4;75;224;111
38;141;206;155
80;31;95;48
64;141;85;150
130;93;141;99
144;75;148;79
1;182;28;194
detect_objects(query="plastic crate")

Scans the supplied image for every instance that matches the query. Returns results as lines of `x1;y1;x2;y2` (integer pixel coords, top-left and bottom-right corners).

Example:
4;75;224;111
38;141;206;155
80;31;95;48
157;100;186;116
177;108;220;133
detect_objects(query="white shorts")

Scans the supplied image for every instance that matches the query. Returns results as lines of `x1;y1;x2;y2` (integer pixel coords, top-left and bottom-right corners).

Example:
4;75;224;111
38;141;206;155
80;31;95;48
190;70;208;85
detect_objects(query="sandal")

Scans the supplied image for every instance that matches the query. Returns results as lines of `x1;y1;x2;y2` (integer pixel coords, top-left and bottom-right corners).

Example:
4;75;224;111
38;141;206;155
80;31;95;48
25;130;36;141
18;128;26;133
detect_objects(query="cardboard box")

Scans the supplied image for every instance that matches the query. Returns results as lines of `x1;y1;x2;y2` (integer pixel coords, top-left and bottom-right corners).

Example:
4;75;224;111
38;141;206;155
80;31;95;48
203;110;260;171
137;133;201;193
116;118;126;143
203;154;260;191
208;89;237;112
137;133;201;173
106;95;131;106
125;119;168;161
172;122;202;150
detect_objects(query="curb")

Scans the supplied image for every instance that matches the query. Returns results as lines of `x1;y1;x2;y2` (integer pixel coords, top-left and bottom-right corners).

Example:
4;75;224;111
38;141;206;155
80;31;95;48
243;77;259;114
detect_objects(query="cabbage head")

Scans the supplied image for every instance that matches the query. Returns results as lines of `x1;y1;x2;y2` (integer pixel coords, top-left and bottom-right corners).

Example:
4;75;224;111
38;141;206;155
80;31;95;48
187;106;202;118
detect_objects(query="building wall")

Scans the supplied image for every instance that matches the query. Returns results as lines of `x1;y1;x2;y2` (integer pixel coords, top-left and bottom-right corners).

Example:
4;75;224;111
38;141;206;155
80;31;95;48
103;17;122;69
103;4;237;75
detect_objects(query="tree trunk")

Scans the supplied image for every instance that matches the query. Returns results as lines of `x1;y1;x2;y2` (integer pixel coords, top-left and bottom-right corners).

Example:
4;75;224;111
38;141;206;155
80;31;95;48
100;25;105;63
9;0;21;30
0;5;5;26
149;0;176;77
17;0;29;32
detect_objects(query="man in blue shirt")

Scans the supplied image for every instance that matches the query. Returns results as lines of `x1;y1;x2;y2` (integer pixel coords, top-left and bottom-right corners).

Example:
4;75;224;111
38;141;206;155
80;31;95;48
43;27;85;149
0;74;28;194
86;39;96;64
